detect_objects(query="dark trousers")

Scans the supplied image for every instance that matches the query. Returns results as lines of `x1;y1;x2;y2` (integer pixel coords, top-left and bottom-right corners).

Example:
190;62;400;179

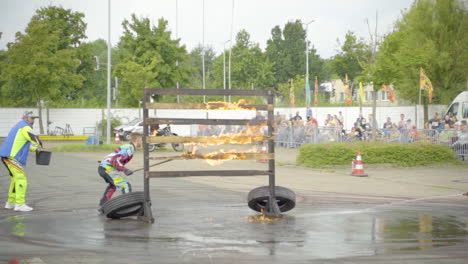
98;166;132;206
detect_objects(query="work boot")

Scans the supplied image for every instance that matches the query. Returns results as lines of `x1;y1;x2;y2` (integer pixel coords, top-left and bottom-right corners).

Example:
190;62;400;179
4;202;15;209
14;204;33;212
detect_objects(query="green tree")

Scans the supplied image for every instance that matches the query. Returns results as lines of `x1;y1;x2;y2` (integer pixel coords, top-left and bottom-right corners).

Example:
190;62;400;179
185;45;216;88
212;29;274;92
309;46;331;82
266;19;329;103
331;31;371;81
370;0;468;104
0;6;86;133
32;6;86;49
0;50;6;106
266;21;306;85
74;39;108;107
114;15;189;106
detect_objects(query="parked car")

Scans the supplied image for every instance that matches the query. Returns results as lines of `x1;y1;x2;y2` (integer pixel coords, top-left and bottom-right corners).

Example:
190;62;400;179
132;124;184;152
114;118;142;141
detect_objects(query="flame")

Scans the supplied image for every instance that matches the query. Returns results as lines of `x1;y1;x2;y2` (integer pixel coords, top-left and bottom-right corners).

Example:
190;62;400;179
206;99;254;110
203;124;266;146
182;147;258;166
247;214;282;223
247;209;282;223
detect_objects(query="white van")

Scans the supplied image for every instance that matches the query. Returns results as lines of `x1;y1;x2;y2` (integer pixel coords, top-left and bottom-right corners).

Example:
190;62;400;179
445;91;468;123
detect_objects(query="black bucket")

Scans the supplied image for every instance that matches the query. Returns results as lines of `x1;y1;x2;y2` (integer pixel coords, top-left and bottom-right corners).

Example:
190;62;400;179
36;150;52;165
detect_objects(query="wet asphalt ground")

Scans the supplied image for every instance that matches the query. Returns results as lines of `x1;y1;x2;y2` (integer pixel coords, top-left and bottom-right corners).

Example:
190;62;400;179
0;150;467;264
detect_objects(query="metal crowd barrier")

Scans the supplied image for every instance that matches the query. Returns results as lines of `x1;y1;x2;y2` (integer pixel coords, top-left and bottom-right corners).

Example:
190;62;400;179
192;124;468;161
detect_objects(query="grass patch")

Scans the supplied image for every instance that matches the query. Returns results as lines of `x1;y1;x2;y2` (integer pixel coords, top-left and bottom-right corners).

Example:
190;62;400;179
297;142;461;168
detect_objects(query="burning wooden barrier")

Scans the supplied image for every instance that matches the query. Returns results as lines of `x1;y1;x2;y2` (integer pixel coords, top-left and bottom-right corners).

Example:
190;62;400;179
133;88;296;223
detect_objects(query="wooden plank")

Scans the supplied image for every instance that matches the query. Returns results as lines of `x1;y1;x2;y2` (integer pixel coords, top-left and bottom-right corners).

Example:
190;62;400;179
144;88;271;97
146;135;268;144
147;170;270;178
145;102;273;111
145;118;266;126
148;152;274;161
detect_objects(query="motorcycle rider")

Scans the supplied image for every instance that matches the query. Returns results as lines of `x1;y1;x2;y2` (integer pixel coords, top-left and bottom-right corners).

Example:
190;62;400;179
98;132;141;207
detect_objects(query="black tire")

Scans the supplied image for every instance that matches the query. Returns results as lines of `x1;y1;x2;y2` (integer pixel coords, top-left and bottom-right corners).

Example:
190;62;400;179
171;134;184;152
148;144;156;152
124;132;131;141
101;192;145;219
247;186;296;213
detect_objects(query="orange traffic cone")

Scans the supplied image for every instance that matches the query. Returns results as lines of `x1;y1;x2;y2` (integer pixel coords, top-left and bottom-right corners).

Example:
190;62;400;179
190;144;199;155
257;141;268;163
114;134;121;144
351;151;368;177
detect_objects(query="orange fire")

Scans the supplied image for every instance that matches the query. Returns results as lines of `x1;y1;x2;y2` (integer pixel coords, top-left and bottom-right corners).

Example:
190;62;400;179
206;99;254;110
189;123;267;147
183;147;258;166
247;209;282;222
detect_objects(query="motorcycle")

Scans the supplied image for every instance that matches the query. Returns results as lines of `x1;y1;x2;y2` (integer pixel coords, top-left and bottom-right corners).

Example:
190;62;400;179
148;124;184;152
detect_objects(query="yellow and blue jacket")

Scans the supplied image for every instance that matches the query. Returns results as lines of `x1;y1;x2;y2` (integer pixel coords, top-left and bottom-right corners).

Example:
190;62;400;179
0;120;40;166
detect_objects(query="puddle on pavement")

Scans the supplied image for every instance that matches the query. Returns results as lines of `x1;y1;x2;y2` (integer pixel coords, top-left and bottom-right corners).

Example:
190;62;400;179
0;203;467;260
373;214;467;252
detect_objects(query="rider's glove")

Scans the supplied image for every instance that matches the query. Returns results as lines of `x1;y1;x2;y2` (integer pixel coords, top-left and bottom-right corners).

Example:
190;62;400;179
124;168;134;176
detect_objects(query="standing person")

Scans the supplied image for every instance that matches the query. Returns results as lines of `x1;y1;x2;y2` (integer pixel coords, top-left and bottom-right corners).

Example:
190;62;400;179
291;111;303;122
383;117;393;137
338;111;344;126
306;107;313;121
427;112;440;130
0;111;41;211
308;115;318;127
444;115;453;128
397;113;406;132
368;114;378;131
98;132;141;207
356;114;364;126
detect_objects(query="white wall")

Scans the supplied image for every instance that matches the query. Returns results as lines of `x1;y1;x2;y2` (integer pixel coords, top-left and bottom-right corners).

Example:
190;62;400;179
0;105;448;137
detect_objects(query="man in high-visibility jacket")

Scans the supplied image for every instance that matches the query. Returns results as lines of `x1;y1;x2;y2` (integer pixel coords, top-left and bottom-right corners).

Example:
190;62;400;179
0;111;41;211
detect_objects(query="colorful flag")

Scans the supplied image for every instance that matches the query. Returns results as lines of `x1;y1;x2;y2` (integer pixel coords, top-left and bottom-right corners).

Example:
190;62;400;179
382;84;395;103
344;74;352;106
305;77;311;106
420;68;434;103
314;76;319;106
289;79;295;107
359;82;365;103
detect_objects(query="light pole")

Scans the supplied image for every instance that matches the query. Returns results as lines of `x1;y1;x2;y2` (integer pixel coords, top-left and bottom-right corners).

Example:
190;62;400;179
228;0;235;103
176;0;180;103
202;0;206;103
223;40;230;102
303;20;314;107
106;0;112;144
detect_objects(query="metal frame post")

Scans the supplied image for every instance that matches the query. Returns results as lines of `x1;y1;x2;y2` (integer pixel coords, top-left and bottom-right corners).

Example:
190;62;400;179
266;90;280;217
140;91;154;223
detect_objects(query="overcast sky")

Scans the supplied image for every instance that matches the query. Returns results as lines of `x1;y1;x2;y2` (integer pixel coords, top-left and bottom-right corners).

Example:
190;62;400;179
0;0;413;58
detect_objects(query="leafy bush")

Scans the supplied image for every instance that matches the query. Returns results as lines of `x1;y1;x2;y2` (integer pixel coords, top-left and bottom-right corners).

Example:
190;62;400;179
97;117;121;136
297;142;460;168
